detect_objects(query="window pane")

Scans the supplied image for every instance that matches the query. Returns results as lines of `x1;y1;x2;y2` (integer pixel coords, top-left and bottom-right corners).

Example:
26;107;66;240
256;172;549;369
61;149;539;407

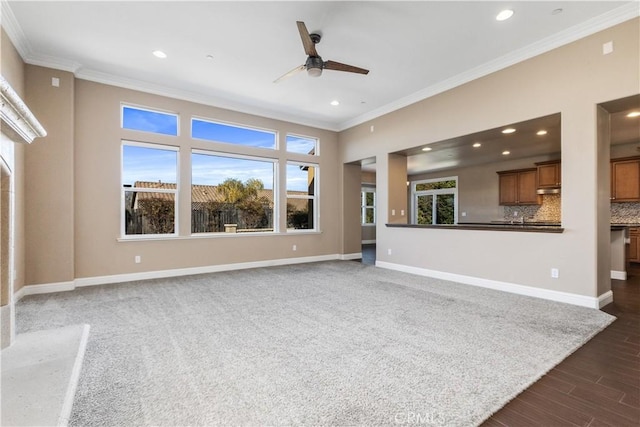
286;164;316;195
365;192;375;206
286;135;317;155
192;119;276;149
123;145;177;186
191;153;274;233
364;207;375;224
415;180;456;191
122;106;178;136
125;191;175;235
287;199;314;230
417;195;433;225
436;194;455;224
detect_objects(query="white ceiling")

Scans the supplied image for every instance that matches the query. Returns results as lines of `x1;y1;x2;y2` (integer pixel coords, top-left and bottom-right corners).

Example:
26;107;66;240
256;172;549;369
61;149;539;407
3;1;638;132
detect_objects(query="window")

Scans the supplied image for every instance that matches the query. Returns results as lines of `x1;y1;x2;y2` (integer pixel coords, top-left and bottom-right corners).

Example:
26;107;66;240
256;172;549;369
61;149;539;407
286;134;317;155
411;177;457;225
361;188;376;225
191;151;276;233
192;118;276;149
286;162;318;231
122;105;178;136
122;142;178;236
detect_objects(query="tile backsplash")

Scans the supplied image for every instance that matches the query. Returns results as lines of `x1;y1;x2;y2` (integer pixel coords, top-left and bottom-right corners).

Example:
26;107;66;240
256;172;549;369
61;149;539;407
503;198;640;224
503;194;561;222
611;202;640;224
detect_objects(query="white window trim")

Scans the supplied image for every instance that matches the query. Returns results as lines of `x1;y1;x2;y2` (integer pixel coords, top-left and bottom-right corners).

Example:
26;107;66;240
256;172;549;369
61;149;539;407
361;187;376;226
121;140;180;238
285;133;319;156
190;149;279;235
410;176;458;225
286;161;319;233
121;103;180;136
191;116;278;150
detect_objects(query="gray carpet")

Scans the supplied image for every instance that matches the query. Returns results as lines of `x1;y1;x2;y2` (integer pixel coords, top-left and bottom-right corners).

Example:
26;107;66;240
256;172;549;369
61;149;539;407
16;261;614;426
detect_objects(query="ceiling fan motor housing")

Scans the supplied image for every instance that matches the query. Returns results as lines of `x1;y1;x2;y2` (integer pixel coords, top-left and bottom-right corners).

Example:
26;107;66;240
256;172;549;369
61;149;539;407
305;56;324;76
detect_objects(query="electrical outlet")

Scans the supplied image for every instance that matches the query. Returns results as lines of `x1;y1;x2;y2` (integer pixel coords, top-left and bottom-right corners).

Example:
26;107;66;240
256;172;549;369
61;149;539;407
292;244;297;251
135;255;141;264
513;211;519;217
401;209;405;216
462;212;467;217
391;209;396;216
551;268;559;278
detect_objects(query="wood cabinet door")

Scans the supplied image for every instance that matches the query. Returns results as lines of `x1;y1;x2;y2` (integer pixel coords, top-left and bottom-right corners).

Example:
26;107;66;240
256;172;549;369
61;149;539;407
612;160;640;202
517;170;539;204
537;163;560;188
629;230;639;262
499;173;518;205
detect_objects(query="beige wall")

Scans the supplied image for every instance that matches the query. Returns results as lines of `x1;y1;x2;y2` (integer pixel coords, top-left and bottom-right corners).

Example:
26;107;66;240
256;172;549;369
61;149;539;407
342;164;362;252
1;29;27;295
339;18;640;299
68;79;341;281
24;65;75;285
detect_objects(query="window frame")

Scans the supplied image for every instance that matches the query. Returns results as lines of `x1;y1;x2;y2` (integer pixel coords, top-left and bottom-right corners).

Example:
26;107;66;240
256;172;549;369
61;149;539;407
410;176;458;225
286;161;319;232
121;104;179;136
121;140;180;239
191;116;278;150
286;133;319;156
190;149;279;235
361;187;376;226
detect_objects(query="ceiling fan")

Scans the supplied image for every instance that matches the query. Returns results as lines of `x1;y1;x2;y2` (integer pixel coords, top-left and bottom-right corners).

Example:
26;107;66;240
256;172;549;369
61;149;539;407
274;21;369;83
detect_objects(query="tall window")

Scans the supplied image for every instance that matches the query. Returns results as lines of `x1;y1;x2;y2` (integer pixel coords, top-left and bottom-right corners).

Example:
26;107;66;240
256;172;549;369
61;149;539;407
361;188;376;225
411;177;457;225
192;118;276;150
286;162;318;231
191;151;276;234
122;105;178;136
122;142;179;236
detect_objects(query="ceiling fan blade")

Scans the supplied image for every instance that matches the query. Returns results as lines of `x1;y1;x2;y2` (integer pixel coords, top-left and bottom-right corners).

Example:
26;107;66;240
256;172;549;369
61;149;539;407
324;60;369;75
296;21;318;57
273;64;305;83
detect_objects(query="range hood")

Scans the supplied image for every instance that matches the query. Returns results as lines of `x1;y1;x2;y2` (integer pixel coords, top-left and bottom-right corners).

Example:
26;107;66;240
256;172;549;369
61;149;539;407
537;187;561;195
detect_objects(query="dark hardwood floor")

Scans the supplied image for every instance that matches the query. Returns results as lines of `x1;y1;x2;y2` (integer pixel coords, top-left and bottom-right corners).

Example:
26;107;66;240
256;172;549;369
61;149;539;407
483;264;640;427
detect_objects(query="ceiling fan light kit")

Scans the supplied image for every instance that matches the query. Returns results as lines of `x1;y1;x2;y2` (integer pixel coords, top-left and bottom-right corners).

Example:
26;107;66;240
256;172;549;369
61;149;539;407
274;21;369;83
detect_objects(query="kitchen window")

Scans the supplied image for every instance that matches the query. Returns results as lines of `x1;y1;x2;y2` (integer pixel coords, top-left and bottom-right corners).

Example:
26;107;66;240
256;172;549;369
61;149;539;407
411;177;457;225
361;188;376;225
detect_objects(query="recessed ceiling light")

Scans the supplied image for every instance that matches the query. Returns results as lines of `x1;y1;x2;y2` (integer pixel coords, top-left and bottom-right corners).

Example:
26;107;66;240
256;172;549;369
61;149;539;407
502;150;511;155
627;111;640;118
206;54;214;60
330;100;340;106
496;9;514;21
422;147;432;152
152;50;167;59
552;8;563;15
472;142;482;148
501;128;516;134
536;130;548;136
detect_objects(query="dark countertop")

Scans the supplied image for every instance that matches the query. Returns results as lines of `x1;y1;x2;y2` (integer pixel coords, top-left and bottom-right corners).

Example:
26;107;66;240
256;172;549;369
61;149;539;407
386;223;564;233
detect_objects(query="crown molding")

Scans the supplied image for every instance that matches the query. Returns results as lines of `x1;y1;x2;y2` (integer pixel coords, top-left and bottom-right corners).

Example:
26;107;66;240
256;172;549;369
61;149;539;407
1;0;32;59
337;2;640;131
76;68;340;131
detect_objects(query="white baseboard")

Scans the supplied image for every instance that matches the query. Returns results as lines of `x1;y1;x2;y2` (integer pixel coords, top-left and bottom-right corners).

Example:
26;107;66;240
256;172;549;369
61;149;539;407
376;261;603;309
361;240;376;244
13;286;25;303
17;254;345;296
611;270;627;280
339;253;362;261
598;290;614;308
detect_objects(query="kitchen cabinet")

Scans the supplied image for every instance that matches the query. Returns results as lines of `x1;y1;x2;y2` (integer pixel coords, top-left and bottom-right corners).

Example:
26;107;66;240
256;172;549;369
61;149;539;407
629;227;640;263
611;156;640;202
536;160;561;188
497;168;540;205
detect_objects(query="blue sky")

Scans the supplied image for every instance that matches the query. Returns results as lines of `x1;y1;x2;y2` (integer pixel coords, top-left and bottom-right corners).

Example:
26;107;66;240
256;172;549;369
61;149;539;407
122;107;315;192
